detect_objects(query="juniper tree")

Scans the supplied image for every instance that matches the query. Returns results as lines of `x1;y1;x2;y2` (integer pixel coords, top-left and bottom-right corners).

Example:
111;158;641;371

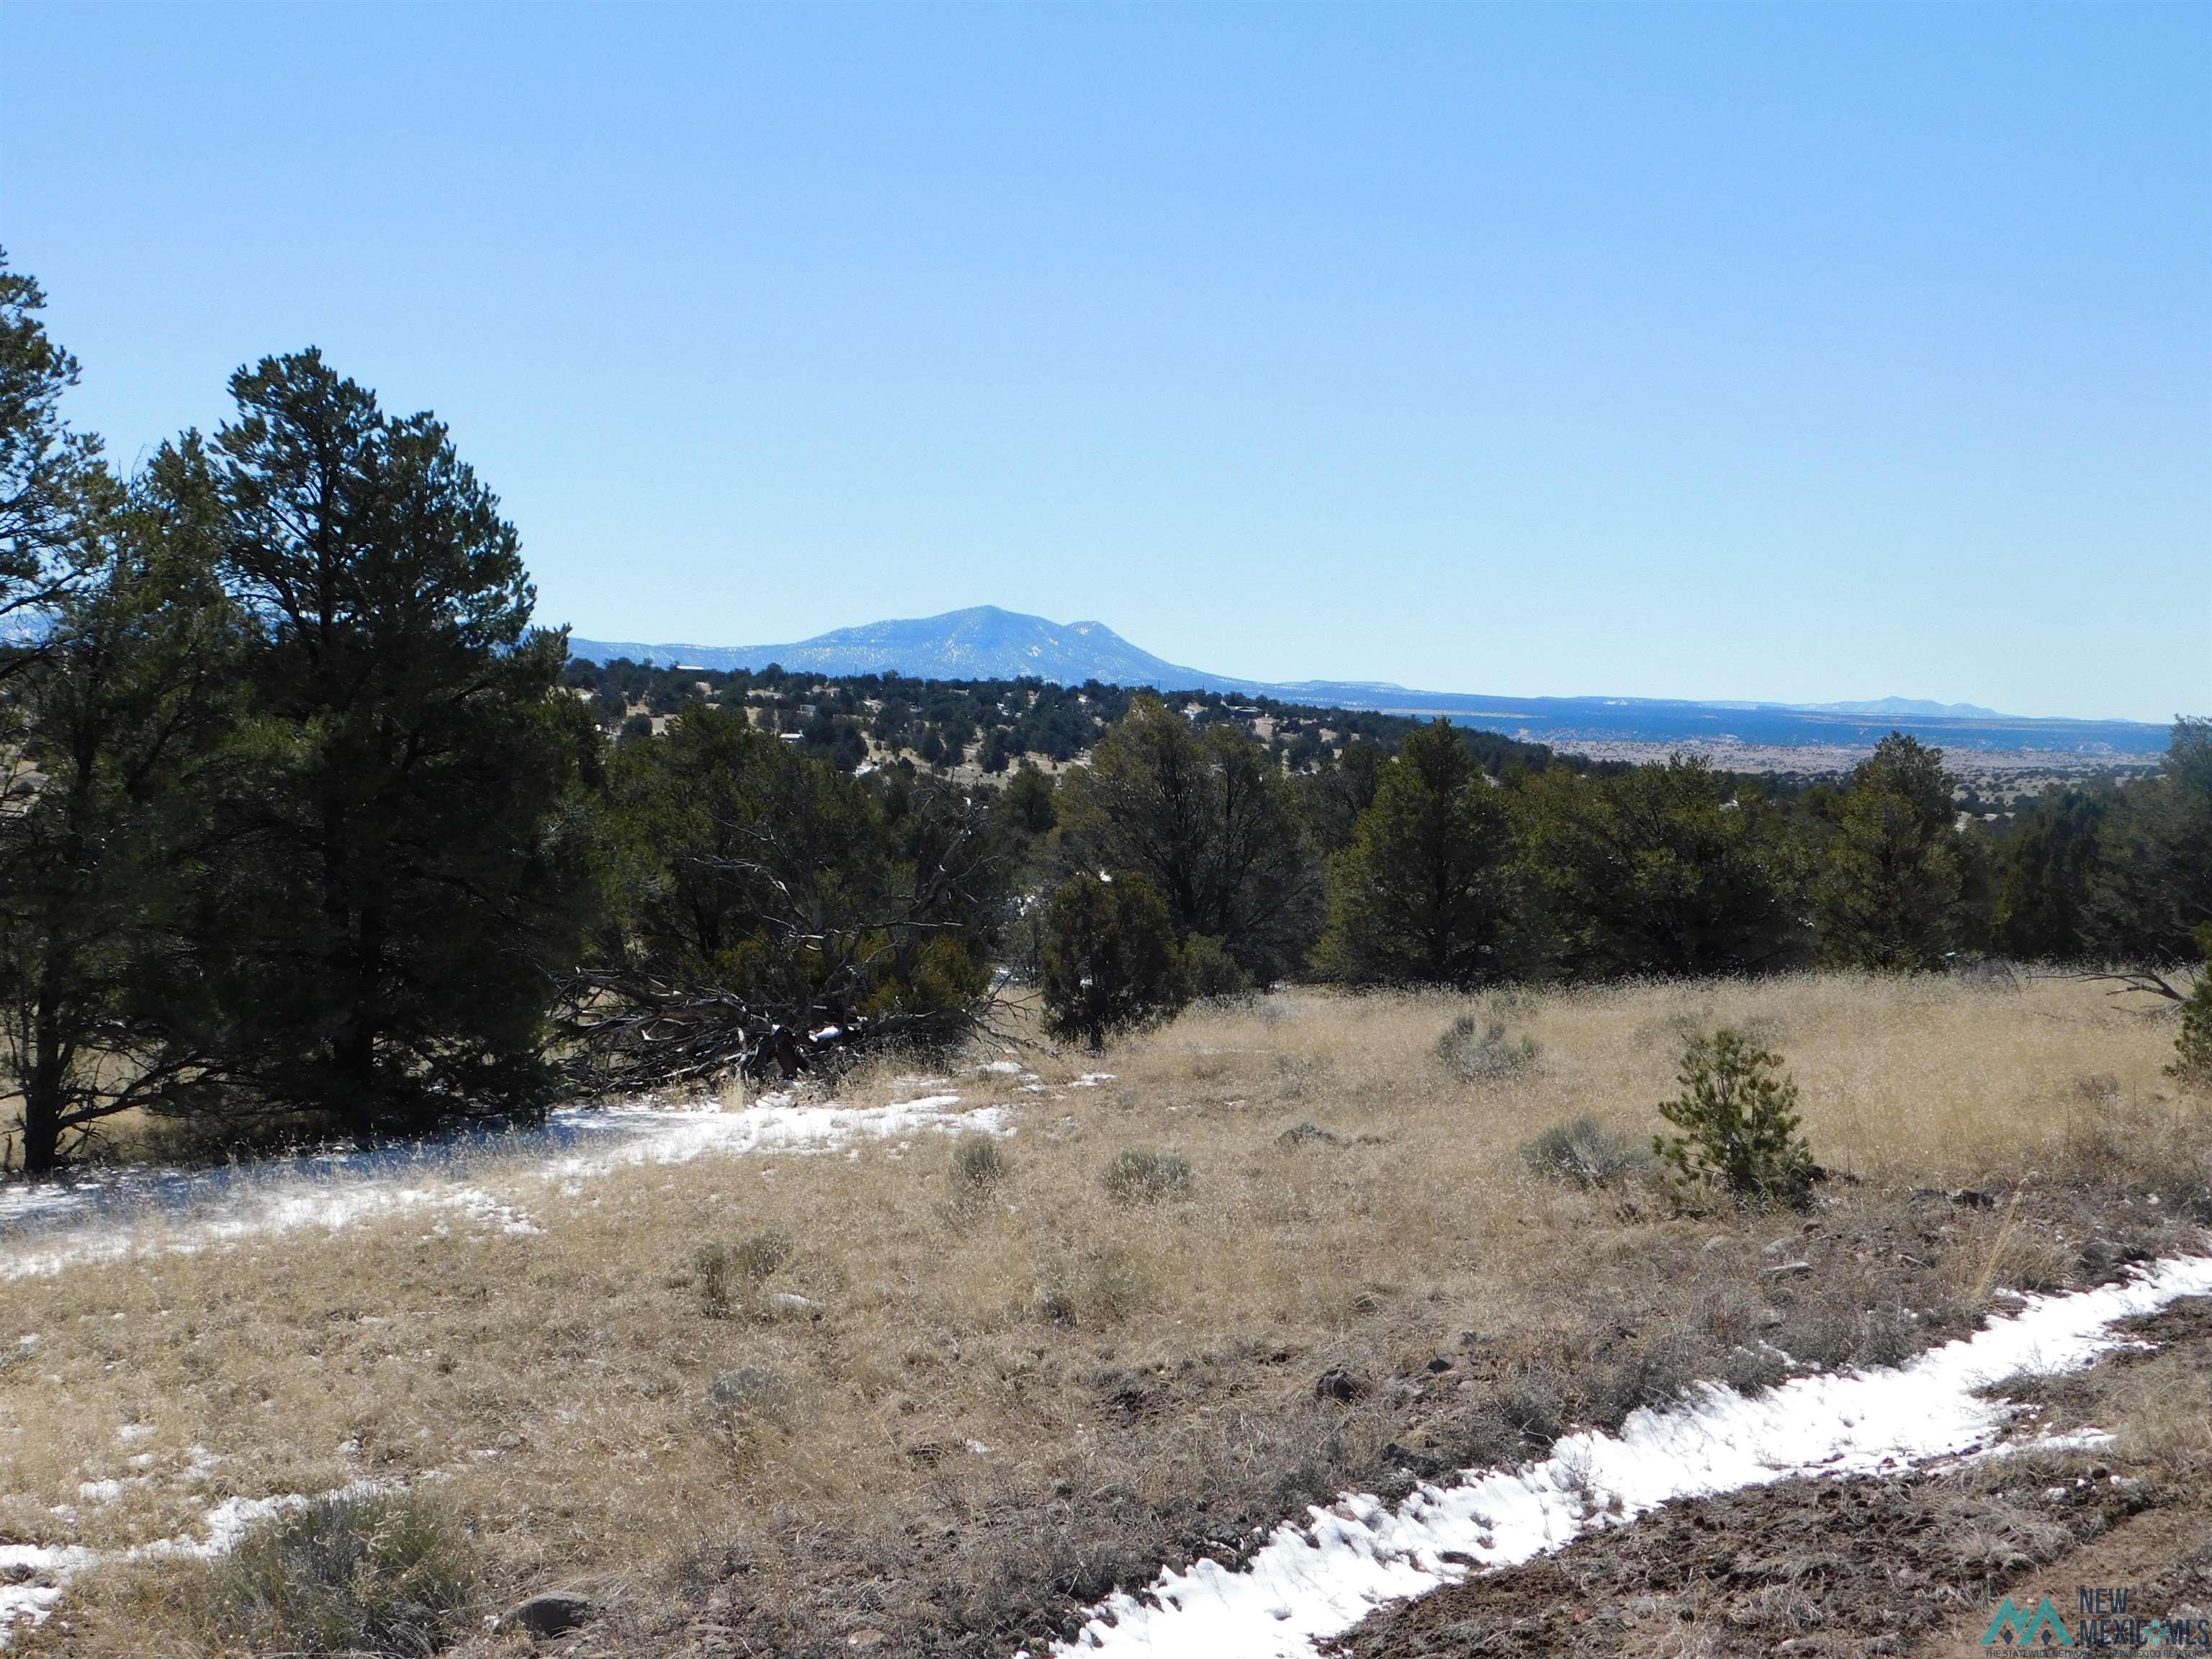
1056;696;1319;983
1038;871;1185;1051
569;705;999;1085
1516;755;1808;979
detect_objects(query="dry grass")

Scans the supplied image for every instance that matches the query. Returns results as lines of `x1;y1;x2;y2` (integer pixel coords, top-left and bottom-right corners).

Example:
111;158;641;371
3;972;2206;1655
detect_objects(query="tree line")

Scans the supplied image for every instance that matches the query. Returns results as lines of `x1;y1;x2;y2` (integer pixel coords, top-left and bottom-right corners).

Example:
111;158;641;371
2;253;2205;1172
1028;699;2209;1045
555;652;1579;780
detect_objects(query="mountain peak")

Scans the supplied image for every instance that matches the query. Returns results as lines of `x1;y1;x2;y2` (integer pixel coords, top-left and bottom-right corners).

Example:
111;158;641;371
570;607;1253;692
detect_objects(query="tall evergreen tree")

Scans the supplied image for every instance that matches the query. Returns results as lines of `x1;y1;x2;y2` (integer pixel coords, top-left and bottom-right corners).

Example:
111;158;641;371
202;351;595;1137
0;443;241;1172
1312;720;1521;987
1517;756;1807;978
1814;732;1963;971
1993;786;2108;961
0;250;104;680
1056;696;1319;982
2085;719;2212;965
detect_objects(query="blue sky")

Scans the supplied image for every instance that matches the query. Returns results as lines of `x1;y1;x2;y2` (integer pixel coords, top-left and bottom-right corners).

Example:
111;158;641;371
5;4;2206;721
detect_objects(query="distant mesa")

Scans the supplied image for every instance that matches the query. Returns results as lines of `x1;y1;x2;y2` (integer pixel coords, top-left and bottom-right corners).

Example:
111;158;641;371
565;606;2168;757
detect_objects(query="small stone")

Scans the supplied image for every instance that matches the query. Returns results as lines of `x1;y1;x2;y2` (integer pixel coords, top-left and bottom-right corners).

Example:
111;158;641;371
1425;1356;1454;1374
503;1589;595;1638
1313;1366;1367;1402
767;1292;823;1318
1765;1260;1812;1280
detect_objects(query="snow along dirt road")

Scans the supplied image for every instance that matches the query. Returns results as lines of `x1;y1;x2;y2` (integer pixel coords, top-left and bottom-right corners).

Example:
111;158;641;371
1037;1254;2212;1659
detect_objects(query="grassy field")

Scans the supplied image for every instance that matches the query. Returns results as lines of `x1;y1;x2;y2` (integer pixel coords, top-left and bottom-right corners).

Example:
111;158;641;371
3;971;2206;1656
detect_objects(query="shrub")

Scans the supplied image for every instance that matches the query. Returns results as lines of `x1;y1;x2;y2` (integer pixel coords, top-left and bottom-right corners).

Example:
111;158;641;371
1521;1116;1649;1188
1653;1028;1821;1210
209;1491;478;1658
2168;928;2212;1089
695;1228;795;1316
1177;933;1250;999
1101;1146;1194;1205
1437;1015;1539;1083
948;1133;1011;1202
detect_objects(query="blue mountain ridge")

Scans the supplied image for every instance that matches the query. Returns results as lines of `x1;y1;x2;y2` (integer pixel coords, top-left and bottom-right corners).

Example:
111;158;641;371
566;607;2170;757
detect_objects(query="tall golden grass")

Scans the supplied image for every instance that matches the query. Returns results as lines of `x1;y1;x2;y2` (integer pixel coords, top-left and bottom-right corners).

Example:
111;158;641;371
3;971;2201;1655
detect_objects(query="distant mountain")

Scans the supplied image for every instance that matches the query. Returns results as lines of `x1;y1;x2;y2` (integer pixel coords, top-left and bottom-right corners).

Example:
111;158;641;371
570;606;1259;692
566;608;2171;757
1795;696;2006;720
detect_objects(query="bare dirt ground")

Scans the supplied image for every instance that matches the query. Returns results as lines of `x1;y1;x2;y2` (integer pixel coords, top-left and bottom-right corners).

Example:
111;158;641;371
4;975;2205;1657
1328;1298;2212;1658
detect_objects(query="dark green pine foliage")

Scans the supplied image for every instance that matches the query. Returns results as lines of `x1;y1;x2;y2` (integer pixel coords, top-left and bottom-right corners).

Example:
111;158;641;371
2087;718;2212;966
1993;787;2109;961
1815;732;1964;971
1517;755;1808;979
1312;720;1520;988
0;444;243;1172
1653;1028;1820;1211
0;250;104;678
582;705;997;1084
1056;696;1320;984
203;352;595;1138
1038;871;1186;1051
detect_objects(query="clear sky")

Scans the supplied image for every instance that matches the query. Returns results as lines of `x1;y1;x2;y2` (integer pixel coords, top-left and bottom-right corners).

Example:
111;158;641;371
4;4;2206;721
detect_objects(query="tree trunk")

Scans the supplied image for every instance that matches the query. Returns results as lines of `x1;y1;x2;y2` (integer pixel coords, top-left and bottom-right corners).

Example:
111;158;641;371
22;967;67;1176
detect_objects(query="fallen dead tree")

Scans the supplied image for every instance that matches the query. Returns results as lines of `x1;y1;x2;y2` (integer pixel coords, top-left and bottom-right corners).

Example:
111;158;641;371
558;709;1011;1093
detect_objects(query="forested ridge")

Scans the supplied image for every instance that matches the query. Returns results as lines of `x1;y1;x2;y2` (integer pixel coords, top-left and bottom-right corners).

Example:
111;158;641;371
4;251;2208;1174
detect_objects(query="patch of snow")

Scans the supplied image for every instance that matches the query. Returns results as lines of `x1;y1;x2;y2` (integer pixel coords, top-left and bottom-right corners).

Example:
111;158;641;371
1038;1255;2212;1659
3;1096;1010;1282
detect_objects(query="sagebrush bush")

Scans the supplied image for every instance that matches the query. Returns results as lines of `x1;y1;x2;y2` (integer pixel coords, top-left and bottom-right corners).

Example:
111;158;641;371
208;1491;478;1658
1101;1146;1194;1205
1438;1015;1539;1082
695;1228;796;1316
1653;1028;1821;1210
948;1133;1011;1202
1521;1116;1649;1188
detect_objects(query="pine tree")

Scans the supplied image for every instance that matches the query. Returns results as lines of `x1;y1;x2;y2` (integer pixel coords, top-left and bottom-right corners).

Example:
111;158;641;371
1056;696;1319;982
1815;732;1963;971
0;250;104;682
201;351;596;1138
2087;719;2212;965
1312;720;1520;987
0;444;241;1172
